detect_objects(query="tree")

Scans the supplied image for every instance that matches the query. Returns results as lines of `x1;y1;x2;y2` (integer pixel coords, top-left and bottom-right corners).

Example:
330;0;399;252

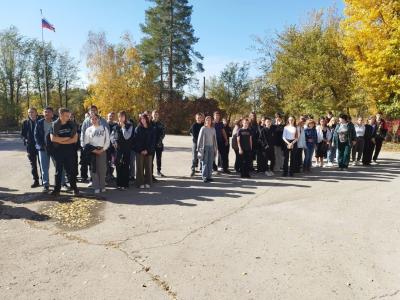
54;50;79;108
341;0;400;118
139;0;204;100
207;62;251;122
84;32;158;117
262;10;356;116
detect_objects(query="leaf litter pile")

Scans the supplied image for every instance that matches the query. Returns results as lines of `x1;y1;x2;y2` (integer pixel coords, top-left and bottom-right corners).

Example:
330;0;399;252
41;197;104;230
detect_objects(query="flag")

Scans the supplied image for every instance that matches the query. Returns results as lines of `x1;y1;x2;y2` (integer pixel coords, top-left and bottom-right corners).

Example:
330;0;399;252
41;18;55;32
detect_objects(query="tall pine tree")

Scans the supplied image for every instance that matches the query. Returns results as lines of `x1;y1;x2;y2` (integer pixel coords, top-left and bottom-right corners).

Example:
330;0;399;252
139;0;203;100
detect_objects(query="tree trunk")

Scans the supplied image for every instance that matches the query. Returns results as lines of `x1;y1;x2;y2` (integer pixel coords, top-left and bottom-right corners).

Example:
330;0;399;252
65;80;68;108
58;81;63;108
26;81;30;109
168;0;174;101
160;49;163;102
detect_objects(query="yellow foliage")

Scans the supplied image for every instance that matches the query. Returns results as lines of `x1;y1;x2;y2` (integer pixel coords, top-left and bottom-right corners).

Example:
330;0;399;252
84;42;158;118
341;0;400;114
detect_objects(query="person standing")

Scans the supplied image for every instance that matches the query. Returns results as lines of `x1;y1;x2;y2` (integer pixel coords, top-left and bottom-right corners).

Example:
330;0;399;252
231;119;242;173
134;114;155;189
303;119;318;172
80;105;109;185
151;110;166;179
237;118;253;178
223;117;232;169
21;108;40;188
50;108;79;196
249;112;260;172
327;117;338;167
197;116;218;183
352;117;365;166
213;111;229;173
316;117;331;168
83;114;110;194
372;113;388;164
332;114;356;171
282;116;298;177
189;113;204;176
111;111;134;190
260;117;275;176
295;116;306;173
362;116;377;166
272;113;285;172
106;112;117;181
34;107;57;192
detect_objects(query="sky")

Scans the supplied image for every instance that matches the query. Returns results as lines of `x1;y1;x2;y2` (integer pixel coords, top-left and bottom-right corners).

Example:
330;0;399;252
0;0;345;94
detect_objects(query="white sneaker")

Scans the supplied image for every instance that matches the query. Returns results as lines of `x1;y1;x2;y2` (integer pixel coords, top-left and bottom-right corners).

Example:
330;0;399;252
87;182;93;187
100;188;107;192
372;160;378;165
327;162;333;167
217;167;223;172
94;189;100;194
139;185;145;189
145;184;150;189
352;161;357;166
265;171;273;177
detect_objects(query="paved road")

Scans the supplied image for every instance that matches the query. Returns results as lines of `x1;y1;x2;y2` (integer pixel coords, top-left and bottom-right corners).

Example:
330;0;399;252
1;134;400;300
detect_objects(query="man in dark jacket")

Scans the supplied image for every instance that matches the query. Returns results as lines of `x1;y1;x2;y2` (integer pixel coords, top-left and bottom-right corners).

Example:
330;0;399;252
151;110;166;179
21;107;40;188
34;107;57;192
189;113;204;176
260;117;276;176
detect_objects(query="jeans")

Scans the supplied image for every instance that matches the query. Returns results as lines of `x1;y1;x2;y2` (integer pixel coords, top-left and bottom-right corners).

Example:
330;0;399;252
201;145;214;180
303;143;315;170
38;150;65;187
129;150;136;178
191;142;199;171
328;144;337;163
338;142;351;168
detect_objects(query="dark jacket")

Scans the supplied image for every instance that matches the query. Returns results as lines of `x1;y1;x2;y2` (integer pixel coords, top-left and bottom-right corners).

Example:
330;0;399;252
21;118;37;150
151;120;166;149
376;119;388;140
260;126;275;150
304;128;318;145
189;122;203;143
113;123;134;153
34;118;46;150
364;124;377;140
134;125;156;155
272;124;284;148
333;122;356;146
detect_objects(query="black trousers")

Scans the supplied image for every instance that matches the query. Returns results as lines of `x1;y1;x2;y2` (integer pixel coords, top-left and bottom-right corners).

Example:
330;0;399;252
265;147;275;172
54;148;78;191
214;143;229;171
351;136;364;161
373;138;384;161
295;147;304;172
362;139;375;165
257;147;267;172
79;150;89;179
106;147;115;178
152;147;163;173
27;146;39;182
116;151;130;188
234;148;242;172
240;150;252;177
283;143;297;175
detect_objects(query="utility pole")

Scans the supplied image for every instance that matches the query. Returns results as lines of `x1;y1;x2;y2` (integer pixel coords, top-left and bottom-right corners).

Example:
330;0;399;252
202;76;206;99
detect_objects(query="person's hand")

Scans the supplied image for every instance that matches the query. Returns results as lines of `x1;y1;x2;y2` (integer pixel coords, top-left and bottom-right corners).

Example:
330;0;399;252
352;141;357;146
239;149;243;155
372;138;376;144
141;150;148;155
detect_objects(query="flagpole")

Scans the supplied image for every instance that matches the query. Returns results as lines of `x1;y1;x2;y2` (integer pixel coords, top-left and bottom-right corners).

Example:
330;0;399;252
40;9;48;107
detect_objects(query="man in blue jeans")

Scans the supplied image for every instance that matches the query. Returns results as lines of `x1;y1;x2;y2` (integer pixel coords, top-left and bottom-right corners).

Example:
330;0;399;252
34;107;65;193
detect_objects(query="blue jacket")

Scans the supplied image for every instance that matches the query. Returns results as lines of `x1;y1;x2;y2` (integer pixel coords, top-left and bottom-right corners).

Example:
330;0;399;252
34;118;47;150
304;127;318;145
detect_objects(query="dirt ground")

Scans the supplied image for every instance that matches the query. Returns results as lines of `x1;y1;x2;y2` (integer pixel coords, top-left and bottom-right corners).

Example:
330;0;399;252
1;134;400;300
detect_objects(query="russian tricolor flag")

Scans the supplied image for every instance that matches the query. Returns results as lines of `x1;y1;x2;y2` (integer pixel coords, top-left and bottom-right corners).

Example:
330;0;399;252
42;18;55;32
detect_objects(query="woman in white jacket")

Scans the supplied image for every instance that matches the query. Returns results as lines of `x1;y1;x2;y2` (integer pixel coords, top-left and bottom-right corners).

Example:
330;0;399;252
83;113;110;193
315;117;332;167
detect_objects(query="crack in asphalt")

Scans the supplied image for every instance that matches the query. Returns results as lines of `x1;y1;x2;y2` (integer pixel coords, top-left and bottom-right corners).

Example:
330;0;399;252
370;290;400;300
24;220;178;300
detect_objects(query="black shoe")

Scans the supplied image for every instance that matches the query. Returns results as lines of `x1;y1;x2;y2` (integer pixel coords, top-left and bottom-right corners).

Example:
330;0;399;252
207;178;214;182
31;181;40;188
80;178;88;183
282;172;288;177
289;173;294;177
152;176;159;183
42;186;50;193
190;170;195;177
73;189;80;196
51;190;60;196
129;176;135;181
223;170;231;174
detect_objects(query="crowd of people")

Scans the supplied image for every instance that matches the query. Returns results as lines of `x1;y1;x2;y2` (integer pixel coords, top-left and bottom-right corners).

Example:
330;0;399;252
21;105;388;194
190;111;388;182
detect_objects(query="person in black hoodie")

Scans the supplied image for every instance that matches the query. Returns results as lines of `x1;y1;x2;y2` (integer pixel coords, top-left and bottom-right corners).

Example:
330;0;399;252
272;113;285;172
249;112;260;172
151;110;166;179
106;112;117;181
134;114;156;189
362;116;377;166
260;117;276;176
189;113;204;176
21;107;40;188
111;111;134;190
